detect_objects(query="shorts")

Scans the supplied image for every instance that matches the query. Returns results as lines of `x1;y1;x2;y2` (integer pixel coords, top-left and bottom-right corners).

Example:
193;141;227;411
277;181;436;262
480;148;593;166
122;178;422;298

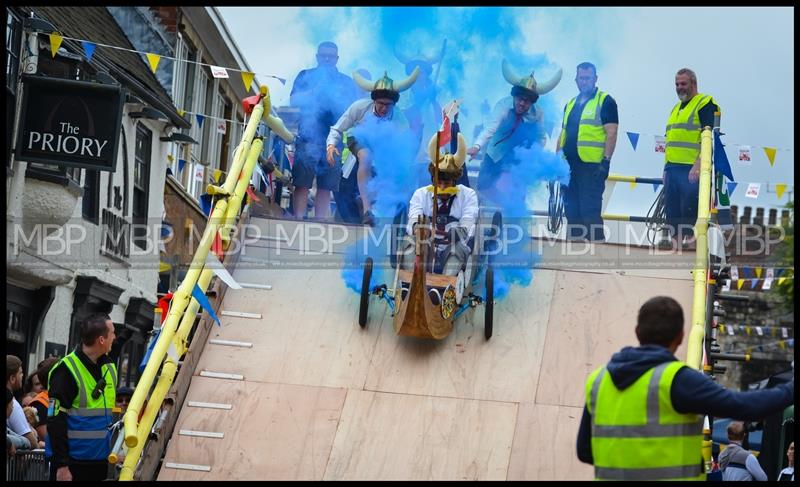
292;141;341;191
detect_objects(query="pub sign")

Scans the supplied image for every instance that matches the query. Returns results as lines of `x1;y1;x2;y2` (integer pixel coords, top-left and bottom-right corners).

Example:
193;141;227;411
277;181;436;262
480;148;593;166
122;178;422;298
15;75;124;172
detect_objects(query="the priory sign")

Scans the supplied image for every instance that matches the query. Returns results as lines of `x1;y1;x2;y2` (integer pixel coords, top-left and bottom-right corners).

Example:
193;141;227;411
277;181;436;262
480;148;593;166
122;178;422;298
15;75;124;172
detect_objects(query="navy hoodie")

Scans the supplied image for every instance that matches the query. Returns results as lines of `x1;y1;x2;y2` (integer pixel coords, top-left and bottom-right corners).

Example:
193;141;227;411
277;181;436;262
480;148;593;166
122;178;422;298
576;344;794;464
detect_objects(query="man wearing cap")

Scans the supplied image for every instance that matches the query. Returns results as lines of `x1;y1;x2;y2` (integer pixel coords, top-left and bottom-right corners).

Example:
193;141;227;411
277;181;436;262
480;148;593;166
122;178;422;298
468;60;562;196
404;133;478;277
327;67;420;225
557;62;619;241
290;41;359;221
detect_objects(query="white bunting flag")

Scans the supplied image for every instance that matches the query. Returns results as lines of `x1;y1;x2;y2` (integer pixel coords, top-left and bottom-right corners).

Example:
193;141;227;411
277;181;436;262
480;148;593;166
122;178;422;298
762;278;772;290
738;145;752;164
210;65;229;79
756;326;763;336
781;327;788;338
217;120;227;135
745;183;761;199
194;165;204;183
727;325;735;335
721;279;731;292
654;135;666;153
766;268;774;279
730;266;739;282
204;253;242;289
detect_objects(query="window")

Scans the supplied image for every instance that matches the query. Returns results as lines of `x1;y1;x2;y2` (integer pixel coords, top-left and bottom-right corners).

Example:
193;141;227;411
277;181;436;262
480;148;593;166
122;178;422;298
132;124;152;250
81;169;100;224
6;9;22;169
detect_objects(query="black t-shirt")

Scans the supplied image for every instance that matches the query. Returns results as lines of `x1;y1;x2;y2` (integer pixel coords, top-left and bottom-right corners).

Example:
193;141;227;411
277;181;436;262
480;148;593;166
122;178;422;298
563;89;619;162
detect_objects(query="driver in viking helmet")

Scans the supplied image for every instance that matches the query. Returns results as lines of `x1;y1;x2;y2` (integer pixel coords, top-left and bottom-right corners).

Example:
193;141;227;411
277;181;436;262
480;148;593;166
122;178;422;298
327;67;420;225
403;132;479;277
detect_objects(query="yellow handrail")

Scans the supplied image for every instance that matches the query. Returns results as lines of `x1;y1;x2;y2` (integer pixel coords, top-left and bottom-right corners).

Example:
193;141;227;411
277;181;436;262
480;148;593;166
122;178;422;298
686;127;713;370
118;85;290;480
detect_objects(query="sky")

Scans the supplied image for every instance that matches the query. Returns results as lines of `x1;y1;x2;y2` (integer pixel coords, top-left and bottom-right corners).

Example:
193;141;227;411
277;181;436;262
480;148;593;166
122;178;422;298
218;6;794;222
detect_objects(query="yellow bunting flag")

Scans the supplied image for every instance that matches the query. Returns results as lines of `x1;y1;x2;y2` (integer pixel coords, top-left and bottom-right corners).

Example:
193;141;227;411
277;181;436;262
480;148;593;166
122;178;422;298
776;183;788;199
629;181;637;190
763;147;777;166
146;53;161;73
778;340;786;350
777;277;786;286
241;71;255;92
755;267;762;279
737;279;745;290
745;326;751;336
49;32;63;58
213;169;222;183
178;109;185;117
167;154;174;163
746;347;752;355
719;324;725;333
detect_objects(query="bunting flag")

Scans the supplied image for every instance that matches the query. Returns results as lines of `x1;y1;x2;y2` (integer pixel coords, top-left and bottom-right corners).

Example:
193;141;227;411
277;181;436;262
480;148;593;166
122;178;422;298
654;135;666;153
737;279;746;290
627;131;640;151
246;184;261;203
755;267;762;279
775;183;788;199
715;171;733;229
745;183;760;199
738;145;752;164
47;32;65;58
629;181;637;190
81;41;96;62
196;114;205;129
178;158;186;173
438;100;459;148
727;181;738;196
210;65;229;79
167;154;174;163
211;231;224;259
156;293;174;325
763;147;777;166
199;193;213;217
713;131;734;181
241;71;255;92
191;283;221;326
213;169;223;183
145;53;161;73
652;183;659;192
204;253;242;289
178;109;186;117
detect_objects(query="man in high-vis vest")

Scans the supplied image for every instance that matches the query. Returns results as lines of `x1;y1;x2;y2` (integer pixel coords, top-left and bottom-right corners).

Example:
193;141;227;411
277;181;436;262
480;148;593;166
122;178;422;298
46;313;118;481
557;62;618;241
660;68;719;249
577;296;793;480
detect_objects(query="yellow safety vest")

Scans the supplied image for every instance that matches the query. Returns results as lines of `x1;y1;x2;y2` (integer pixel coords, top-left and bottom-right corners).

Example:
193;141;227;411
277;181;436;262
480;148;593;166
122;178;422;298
585;360;705;481
664;93;716;164
341;131;351;162
559;90;609;163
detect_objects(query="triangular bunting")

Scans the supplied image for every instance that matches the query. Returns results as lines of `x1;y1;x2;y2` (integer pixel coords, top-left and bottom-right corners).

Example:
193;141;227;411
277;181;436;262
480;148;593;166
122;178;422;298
178;109;186;117
146;53;161;73
777;277;786;286
755;267;762;279
713;131;734;181
49;33;63;58
246;185;261;203
191;283;221;326
737;279;745;290
629;181;637;190
775;183;788;199
196;114;205;129
626;132;640;151
211;231;224;259
178;158;186;173
652;183;659;192
204;253;242;289
727;181;738;196
241;71;255;92
763;147;777;166
213;169;223;183
167;154;174;163
81;41;96;63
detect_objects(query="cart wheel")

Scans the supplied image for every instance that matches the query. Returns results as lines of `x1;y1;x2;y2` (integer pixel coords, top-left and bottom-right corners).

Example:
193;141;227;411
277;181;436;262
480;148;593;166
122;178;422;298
359;257;373;328
484;266;493;339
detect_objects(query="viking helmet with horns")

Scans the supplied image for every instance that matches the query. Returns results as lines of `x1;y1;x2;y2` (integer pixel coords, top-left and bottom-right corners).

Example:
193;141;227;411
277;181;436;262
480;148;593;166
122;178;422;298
502;59;562;102
353;67;421;103
393;44;443;76
427;133;467;181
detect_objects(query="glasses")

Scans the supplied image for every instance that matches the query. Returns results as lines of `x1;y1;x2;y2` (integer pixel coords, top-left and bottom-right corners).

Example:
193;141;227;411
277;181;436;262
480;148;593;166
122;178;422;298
375;101;395;109
92;379;106;400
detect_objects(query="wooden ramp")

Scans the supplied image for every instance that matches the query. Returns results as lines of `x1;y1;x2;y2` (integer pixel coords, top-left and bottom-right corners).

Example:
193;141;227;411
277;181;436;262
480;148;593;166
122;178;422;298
158;217;695;480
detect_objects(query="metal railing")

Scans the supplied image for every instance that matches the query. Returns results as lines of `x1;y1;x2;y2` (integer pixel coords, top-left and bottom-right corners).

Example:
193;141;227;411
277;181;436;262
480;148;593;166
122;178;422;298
6;449;50;481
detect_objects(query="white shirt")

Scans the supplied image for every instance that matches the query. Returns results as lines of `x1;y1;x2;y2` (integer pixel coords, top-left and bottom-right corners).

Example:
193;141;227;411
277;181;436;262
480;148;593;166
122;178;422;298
7;397;32;437
406;184;479;239
473;95;545;151
326;98;409;148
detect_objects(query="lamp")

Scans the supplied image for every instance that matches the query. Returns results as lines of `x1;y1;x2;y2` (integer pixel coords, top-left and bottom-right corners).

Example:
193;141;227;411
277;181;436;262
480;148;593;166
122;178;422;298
129;106;169;122
159;132;198;144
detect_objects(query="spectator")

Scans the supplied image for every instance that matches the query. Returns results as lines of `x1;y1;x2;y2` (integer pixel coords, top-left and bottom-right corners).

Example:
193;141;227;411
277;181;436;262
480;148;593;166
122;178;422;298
6;355;37;450
115;386;134;414
290;41;359;221
577;296;794;480
22;406;44;448
778;441;794;481
46;313;118;481
333;69;371;224
719;421;767;480
7;388;31;455
29;356;58;447
21;371;43;407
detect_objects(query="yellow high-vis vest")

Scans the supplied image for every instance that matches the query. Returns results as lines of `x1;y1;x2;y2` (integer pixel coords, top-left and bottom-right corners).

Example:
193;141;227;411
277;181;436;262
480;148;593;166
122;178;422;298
664;93;716;164
585;360;705;481
559;90;609;163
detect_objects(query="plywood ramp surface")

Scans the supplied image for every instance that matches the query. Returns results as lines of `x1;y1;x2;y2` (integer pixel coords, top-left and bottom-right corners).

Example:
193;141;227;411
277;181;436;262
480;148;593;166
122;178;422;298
160;216;694;480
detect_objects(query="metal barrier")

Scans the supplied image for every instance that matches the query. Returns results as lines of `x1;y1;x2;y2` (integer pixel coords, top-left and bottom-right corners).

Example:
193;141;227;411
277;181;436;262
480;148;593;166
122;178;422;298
6;449;50;481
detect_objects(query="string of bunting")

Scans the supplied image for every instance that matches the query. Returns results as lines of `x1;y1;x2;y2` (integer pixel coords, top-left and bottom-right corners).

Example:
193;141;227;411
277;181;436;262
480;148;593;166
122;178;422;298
725;338;795;354
45;32;287;94
717;324;794;340
721;265;794;291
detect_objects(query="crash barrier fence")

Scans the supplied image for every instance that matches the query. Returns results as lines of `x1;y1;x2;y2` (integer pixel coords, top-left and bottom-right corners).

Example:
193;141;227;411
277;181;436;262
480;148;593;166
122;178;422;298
6;449;49;482
118;86;293;480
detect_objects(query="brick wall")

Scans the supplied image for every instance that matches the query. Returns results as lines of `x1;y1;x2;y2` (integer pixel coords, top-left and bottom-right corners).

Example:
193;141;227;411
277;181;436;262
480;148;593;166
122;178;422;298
148;7;179;34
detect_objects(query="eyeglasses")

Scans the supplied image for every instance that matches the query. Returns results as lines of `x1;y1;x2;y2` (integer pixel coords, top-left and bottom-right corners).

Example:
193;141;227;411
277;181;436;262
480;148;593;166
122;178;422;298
375;101;395;109
92;378;106;400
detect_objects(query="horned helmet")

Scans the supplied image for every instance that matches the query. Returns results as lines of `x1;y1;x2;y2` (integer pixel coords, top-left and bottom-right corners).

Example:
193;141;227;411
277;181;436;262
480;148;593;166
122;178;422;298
393;44;443;76
502;59;562;103
353;67;421;103
427;132;467;181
